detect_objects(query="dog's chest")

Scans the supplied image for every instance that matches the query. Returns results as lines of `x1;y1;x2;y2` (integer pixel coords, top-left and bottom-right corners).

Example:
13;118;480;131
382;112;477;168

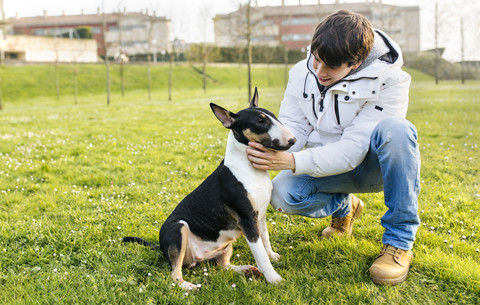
228;162;272;211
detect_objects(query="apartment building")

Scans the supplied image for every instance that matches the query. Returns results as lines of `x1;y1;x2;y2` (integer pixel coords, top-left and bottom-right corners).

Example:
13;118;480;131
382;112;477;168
214;0;420;54
7;9;171;59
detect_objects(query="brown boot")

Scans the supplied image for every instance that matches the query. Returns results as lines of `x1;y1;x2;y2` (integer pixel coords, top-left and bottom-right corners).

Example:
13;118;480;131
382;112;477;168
321;194;364;238
369;244;413;285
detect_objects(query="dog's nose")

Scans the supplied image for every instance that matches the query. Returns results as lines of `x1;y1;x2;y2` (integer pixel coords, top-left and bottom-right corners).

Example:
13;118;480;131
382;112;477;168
288;138;296;145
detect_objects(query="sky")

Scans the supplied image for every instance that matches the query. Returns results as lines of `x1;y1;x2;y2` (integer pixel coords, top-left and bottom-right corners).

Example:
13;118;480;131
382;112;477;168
3;0;479;62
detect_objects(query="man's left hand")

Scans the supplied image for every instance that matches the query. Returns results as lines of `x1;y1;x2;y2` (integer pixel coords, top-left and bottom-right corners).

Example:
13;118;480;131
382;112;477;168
246;142;295;171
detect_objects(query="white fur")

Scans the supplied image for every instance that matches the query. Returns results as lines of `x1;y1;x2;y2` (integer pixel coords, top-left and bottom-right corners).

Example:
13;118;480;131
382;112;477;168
179;220;242;262
264;113;296;148
224;131;282;283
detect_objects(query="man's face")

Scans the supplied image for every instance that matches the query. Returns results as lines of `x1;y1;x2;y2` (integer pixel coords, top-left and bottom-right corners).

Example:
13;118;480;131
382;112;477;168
312;54;361;86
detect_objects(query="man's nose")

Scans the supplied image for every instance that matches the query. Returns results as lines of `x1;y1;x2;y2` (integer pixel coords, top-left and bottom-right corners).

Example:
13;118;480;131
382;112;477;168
315;64;327;77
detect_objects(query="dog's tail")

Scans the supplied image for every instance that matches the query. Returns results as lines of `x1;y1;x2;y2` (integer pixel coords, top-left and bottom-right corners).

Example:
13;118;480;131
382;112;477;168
122;236;160;250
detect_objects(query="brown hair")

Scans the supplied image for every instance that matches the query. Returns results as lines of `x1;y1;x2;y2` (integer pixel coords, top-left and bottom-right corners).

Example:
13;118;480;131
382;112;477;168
311;10;374;67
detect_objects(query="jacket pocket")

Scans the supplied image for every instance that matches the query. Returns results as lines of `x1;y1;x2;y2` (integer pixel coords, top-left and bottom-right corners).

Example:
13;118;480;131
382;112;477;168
333;93;367;127
334;94;341;125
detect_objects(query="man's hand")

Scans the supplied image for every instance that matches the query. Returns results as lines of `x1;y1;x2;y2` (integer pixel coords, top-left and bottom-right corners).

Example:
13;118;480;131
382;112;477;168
246;142;295;171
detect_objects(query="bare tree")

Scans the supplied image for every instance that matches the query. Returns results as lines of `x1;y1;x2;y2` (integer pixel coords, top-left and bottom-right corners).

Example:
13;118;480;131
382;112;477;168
0;15;3;110
117;8;126;97
168;43;175;101
460;19;465;84
196;4;217;94
146;14;153;100
245;2;253;99
102;1;111;105
434;0;439;84
142;9;169;100
54;26;60;101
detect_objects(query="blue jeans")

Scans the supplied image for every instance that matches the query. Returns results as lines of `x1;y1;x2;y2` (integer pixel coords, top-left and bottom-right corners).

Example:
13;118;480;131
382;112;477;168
271;118;421;250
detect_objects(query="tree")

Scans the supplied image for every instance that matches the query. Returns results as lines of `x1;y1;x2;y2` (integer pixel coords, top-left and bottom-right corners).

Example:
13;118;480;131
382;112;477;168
186;43;220;93
168;44;175;101
434;0;440;84
102;1;111;105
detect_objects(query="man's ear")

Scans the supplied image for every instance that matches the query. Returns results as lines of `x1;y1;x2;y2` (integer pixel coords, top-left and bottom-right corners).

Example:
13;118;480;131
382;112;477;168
210;103;235;128
352;61;362;70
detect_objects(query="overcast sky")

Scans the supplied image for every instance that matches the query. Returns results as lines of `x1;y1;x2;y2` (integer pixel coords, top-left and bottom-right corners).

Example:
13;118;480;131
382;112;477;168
4;0;479;61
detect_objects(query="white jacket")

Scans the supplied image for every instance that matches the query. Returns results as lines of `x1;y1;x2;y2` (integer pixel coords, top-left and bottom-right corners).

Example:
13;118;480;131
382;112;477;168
280;30;411;177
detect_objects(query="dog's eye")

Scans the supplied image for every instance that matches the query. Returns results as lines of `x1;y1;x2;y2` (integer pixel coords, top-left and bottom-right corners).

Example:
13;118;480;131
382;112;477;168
258;114;267;124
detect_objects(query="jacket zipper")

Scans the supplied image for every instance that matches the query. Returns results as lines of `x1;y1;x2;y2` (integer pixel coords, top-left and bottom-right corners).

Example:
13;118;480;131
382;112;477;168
311;94;318;120
305;51;379;122
334;94;340;125
319;89;325;112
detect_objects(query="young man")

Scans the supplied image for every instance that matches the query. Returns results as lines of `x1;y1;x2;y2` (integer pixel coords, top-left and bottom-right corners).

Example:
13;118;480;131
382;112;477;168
246;10;420;285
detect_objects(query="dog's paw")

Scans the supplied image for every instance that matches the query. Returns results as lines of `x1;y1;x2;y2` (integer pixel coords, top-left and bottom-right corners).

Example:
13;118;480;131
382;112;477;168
227;265;263;278
268;251;280;262
180;281;199;291
265;272;283;284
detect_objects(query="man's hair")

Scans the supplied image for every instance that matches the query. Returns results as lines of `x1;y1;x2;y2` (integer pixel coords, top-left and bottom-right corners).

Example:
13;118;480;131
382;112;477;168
311;10;374;67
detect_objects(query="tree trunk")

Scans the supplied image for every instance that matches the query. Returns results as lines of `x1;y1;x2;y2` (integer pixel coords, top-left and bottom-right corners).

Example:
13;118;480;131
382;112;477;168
168;52;174;101
246;2;252;101
147;55;152;100
102;5;111;105
120;61;125;97
74;65;78;105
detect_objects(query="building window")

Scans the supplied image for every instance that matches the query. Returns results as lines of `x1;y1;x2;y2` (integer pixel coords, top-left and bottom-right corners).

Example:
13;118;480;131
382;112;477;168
282;33;311;41
252;35;276;42
281;17;319;26
119;24;147;31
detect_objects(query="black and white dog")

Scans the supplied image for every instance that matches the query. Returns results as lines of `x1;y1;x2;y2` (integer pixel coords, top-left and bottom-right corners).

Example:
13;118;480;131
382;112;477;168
123;88;296;289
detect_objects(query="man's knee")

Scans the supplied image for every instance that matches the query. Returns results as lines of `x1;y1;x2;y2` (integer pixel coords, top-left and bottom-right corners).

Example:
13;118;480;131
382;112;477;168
271;177;290;213
372;118;418;147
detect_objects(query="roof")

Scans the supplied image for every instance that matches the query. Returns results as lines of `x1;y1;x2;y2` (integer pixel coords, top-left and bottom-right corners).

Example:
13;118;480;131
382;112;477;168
216;2;418;18
8;12;169;27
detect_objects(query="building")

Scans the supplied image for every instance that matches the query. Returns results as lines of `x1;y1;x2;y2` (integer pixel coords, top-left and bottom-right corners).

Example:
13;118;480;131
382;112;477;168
6;9;171;60
214;0;420;54
0;35;97;63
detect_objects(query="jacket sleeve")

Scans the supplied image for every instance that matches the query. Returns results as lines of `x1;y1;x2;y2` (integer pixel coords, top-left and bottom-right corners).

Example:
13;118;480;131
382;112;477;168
278;62;314;153
293;68;411;177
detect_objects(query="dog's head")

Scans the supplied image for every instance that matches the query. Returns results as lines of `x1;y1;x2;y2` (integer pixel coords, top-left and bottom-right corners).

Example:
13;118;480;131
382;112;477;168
210;88;296;151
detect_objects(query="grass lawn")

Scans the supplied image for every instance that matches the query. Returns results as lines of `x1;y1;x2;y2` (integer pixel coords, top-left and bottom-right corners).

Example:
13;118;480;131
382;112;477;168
0;64;479;304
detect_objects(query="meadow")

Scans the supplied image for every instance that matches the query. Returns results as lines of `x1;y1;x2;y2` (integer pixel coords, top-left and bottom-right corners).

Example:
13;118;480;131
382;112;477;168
0;63;479;304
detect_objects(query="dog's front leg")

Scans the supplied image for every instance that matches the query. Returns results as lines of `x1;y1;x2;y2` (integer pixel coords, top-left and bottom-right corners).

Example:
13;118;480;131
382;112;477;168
246;238;282;283
258;216;280;261
217;243;262;277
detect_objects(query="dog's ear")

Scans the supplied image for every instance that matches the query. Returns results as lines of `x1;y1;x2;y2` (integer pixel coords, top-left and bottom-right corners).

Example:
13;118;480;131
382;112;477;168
249;87;259;108
210;103;234;128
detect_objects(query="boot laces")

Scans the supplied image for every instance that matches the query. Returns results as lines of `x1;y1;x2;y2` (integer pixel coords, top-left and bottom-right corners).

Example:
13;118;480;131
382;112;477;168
330;216;347;231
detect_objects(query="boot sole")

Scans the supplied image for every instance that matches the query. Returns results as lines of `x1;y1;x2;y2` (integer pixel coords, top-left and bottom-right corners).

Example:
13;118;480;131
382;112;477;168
347;198;364;233
352;198;364;220
370;270;409;285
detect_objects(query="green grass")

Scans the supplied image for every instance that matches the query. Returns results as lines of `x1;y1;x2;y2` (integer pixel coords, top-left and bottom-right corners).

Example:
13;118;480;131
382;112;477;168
0;63;289;103
0;65;479;304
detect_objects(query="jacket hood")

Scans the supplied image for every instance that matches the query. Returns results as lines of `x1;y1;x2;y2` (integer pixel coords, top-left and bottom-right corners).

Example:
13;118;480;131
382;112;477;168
305;30;403;79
